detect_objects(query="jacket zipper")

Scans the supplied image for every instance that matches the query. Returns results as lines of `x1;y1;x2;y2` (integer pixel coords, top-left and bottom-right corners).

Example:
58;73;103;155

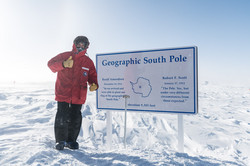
70;53;76;104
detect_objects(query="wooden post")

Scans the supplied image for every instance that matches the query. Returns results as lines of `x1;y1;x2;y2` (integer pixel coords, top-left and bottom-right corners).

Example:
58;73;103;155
178;114;184;152
123;95;130;148
106;110;112;149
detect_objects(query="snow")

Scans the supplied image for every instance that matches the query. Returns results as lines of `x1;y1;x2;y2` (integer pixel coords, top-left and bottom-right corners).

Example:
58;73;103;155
0;82;249;166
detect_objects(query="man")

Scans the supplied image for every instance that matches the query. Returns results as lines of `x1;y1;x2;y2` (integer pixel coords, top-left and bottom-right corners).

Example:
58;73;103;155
48;36;98;150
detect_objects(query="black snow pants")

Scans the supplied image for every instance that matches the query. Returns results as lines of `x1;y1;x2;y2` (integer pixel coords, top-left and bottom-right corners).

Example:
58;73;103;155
54;102;82;143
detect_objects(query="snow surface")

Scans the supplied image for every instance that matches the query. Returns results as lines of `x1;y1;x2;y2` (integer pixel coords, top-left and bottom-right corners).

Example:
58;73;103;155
0;82;249;166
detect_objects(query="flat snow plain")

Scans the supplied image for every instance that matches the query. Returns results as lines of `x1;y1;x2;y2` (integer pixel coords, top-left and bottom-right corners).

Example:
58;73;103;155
0;82;249;166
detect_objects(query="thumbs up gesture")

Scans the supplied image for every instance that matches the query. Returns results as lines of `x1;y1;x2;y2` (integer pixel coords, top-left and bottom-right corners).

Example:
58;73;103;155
89;83;98;91
63;56;73;68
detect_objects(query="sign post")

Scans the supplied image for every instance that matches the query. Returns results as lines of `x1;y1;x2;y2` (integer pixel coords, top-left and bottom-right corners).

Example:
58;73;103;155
106;110;112;149
123;95;130;148
178;114;184;152
96;46;198;151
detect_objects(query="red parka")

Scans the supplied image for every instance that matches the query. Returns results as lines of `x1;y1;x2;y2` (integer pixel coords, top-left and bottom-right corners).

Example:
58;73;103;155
48;44;98;104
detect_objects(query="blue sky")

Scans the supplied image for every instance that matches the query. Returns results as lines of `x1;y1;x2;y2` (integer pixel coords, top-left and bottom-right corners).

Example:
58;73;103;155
0;0;249;85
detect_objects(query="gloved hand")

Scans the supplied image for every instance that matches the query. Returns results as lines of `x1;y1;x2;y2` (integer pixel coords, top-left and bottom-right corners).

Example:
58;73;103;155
89;83;98;91
63;56;73;68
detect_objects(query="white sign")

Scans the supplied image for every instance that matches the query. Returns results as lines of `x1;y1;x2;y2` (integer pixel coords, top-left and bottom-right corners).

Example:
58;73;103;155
96;46;198;114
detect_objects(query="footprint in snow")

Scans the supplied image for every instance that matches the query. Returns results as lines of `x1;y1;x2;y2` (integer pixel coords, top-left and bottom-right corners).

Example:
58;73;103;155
46;101;56;109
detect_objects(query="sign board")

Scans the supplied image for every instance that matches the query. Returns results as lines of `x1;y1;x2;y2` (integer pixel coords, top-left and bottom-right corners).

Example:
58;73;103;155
96;46;198;114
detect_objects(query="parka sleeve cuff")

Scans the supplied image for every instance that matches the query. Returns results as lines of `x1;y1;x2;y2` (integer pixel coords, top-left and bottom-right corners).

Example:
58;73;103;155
48;59;65;73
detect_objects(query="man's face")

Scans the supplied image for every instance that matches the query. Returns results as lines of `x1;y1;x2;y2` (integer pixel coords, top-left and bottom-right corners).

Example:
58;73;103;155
76;42;85;52
77;42;85;49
